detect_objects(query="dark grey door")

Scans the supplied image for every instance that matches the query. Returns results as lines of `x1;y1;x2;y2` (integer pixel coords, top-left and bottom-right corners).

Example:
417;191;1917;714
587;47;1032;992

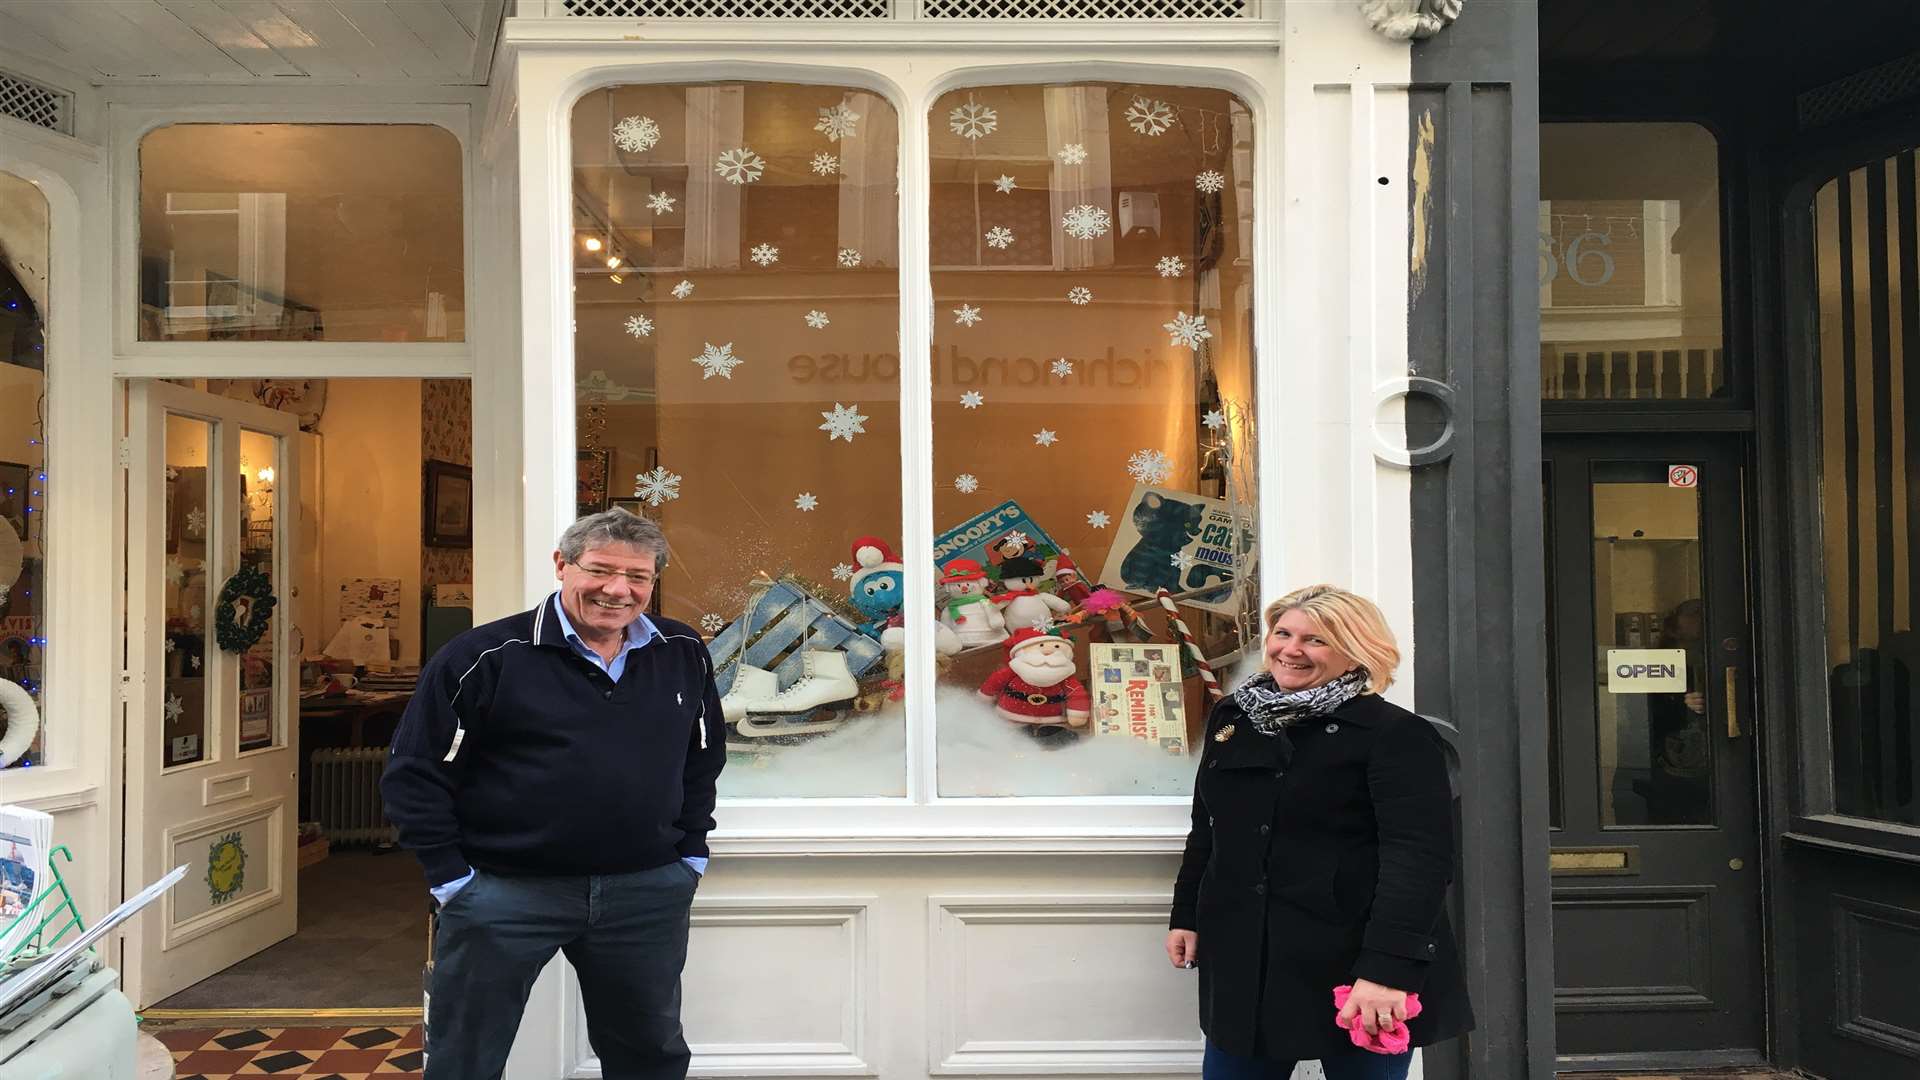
1545;435;1765;1069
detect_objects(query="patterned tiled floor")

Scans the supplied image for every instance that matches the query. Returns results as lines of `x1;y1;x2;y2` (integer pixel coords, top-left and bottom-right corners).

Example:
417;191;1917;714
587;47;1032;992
151;1025;423;1079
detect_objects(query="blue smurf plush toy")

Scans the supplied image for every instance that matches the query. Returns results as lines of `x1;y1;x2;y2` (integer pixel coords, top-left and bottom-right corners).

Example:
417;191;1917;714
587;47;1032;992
847;535;962;655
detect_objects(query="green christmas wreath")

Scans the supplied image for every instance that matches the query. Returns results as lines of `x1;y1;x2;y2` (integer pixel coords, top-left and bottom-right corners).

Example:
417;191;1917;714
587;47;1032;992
215;564;278;653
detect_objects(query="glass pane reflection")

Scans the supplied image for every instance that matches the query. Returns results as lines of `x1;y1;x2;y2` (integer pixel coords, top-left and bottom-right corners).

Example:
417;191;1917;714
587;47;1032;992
165;414;214;768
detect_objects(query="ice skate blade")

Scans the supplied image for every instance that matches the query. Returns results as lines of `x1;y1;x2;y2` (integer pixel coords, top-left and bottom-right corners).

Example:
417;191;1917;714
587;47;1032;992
735;712;850;738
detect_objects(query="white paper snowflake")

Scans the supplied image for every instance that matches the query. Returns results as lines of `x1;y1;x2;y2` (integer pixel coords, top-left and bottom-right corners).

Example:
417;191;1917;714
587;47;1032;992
633;466;683;506
1004;530;1030;548
831;562;855;582
671;279;695;299
1061;204;1112;241
164;636;176;653
1058;143;1089;166
810;152;839;176
949;99;999;140
1125;97;1177;137
164;693;184;723
953;304;983;327
1203;409;1227;430
814;103;861;141
186;507;206;536
614;115;661;153
1128;448;1174;485
795;492;819;512
954;473;980;494
819;402;869;442
1169;551;1198;571
750;243;780;267
714;147;766;185
960;390;984;409
1196;170;1226;194
837;248;862;268
190;655;201;671
1087;510;1112;529
1050;357;1074;378
691;342;744;380
1067;286;1093;305
1033;429;1058;447
984;226;1014;249
700;613;726;634
804;309;831;329
165;556;187;587
647;191;677;214
624;314;653;338
1157;255;1186;278
994;174;1018;194
1163;311;1213;350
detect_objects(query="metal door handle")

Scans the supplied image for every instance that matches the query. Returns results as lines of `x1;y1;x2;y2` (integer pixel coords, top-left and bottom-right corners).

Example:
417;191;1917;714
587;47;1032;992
1724;666;1741;738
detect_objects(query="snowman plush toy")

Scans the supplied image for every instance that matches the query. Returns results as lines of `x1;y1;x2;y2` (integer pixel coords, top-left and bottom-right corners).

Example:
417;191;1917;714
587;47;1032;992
849;536;960;655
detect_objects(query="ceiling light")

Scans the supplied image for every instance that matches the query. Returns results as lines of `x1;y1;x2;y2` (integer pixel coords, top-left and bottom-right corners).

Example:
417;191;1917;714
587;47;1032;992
609;273;625;284
583;236;603;252
605;255;621;270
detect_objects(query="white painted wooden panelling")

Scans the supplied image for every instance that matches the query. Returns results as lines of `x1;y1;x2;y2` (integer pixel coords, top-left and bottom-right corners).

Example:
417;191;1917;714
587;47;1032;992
0;0;507;85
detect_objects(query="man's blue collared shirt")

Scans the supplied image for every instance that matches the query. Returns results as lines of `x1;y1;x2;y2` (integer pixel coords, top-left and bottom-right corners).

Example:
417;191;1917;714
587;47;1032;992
551;594;661;683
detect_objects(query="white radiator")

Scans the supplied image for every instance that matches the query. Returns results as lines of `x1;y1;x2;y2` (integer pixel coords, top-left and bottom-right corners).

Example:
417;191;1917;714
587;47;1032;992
310;746;397;847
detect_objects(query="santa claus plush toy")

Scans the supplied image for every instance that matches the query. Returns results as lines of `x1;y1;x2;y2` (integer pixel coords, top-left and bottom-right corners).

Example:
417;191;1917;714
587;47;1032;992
993;554;1073;632
939;558;1008;647
977;627;1091;734
849;536;960;655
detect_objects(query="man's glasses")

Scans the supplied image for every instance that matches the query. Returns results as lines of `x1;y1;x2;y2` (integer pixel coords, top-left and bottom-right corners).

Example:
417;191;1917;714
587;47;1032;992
569;562;655;587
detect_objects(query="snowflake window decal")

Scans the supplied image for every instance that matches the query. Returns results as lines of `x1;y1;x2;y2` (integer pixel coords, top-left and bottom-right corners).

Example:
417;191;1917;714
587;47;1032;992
1086;510;1111;529
804;310;831;329
837;248;862;268
1164;311;1213;350
811;153;840;176
993;174;1018;194
1067;286;1093;305
1169;551;1198;572
814;103;861;141
1203;409;1227;431
1125;98;1177;137
1196;170;1226;194
819;402;869;442
691;342;744;380
714;147;766;185
1033;429;1059;447
831;562;855;581
699;613;726;635
633;466;683;506
960;390;984;409
1058;143;1089;166
953;304;984;327
671;279;695;299
1050;358;1074;378
750;243;780;267
954;473;980;494
647;191;677;215
795;492;819;512
623;314;653;339
1061;204;1112;241
949;99;998;140
614;115;660;154
984;226;1014;250
1157;255;1186;278
1128;448;1174;485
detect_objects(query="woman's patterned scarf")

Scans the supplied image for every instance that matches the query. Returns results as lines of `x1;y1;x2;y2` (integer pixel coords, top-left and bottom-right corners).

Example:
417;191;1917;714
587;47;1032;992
1232;668;1370;737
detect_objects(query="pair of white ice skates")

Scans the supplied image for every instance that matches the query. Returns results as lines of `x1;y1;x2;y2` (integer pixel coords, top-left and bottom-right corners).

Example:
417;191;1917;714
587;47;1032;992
721;649;861;737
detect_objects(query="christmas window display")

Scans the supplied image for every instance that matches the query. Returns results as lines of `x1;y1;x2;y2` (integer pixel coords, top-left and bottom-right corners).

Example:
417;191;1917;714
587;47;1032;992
571;82;907;797
0;170;47;770
929;83;1261;796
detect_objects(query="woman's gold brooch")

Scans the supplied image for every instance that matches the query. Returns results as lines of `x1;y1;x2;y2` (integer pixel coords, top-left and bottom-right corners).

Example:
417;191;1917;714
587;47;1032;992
1214;724;1235;742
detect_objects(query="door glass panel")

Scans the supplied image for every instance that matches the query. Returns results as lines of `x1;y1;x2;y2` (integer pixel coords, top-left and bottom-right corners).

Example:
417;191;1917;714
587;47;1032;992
0;169;48;770
165;414;214;768
1540;123;1725;401
1544;464;1563;829
238;428;281;752
1590;461;1711;826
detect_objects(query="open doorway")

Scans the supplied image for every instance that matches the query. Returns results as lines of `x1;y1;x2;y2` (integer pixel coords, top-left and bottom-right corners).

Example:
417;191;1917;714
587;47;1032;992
126;376;471;1019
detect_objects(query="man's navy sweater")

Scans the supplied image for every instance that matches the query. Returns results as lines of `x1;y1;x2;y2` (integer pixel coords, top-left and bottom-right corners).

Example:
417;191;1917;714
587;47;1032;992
381;594;727;888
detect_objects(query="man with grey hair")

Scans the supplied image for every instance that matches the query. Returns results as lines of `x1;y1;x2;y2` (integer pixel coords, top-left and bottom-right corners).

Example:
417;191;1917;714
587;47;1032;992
384;507;726;1080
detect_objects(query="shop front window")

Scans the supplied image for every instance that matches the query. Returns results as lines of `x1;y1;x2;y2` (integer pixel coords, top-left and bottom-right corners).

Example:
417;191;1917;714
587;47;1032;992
570;81;905;797
1813;147;1920;828
929;83;1260;796
138;124;464;342
1540;123;1725;401
0;170;47;770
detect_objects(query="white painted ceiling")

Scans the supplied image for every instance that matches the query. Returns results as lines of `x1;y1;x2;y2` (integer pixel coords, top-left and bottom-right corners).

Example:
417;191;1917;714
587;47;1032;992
0;0;507;85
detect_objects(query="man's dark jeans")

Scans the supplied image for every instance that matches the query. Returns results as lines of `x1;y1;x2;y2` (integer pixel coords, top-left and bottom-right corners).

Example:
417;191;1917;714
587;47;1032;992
426;861;699;1080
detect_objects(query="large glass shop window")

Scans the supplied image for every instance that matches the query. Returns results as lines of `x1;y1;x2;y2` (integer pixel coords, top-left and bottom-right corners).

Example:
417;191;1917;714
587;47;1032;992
929;84;1260;797
139;124;464;342
571;82;905;797
0;171;48;771
1539;123;1725;401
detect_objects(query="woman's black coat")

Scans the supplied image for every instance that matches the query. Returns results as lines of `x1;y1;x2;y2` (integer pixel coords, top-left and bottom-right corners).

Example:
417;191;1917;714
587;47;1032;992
1169;690;1473;1060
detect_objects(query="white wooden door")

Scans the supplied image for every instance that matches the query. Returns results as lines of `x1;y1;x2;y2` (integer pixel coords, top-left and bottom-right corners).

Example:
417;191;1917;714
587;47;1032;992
123;379;302;1008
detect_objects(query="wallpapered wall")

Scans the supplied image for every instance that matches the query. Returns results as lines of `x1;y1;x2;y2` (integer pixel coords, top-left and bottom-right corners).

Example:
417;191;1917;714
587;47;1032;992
421;378;472;588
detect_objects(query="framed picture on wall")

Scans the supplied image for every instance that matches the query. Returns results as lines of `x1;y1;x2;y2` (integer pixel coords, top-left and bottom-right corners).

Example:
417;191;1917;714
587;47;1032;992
424;461;472;547
577;449;612;515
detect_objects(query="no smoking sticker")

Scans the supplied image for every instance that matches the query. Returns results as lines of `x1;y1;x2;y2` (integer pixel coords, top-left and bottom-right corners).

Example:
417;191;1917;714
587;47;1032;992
1668;464;1698;488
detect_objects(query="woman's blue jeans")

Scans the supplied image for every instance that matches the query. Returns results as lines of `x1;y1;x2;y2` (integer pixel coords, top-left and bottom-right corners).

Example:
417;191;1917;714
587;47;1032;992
1201;1040;1415;1080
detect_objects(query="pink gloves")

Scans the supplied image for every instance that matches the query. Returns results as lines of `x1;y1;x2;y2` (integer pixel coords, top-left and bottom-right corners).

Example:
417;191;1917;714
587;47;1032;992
1331;985;1423;1055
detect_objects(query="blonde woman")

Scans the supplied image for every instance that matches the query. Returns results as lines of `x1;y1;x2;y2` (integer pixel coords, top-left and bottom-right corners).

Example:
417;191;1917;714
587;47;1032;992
1165;585;1472;1080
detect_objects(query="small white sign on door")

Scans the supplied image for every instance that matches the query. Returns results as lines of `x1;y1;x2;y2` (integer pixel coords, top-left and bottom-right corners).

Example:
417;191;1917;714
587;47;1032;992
1606;648;1688;693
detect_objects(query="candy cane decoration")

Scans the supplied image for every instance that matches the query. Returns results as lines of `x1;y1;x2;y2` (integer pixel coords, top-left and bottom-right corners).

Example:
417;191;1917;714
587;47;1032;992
1156;588;1222;701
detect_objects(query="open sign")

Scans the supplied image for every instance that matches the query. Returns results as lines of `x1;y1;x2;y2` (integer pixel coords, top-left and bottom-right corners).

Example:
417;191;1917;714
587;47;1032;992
1606;649;1688;693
